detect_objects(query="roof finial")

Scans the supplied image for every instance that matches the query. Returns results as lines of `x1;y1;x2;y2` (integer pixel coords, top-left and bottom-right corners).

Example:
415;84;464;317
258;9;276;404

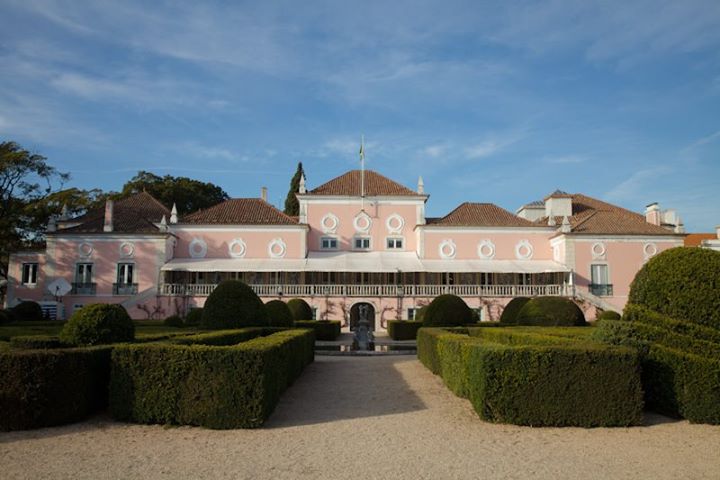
299;173;306;194
417;176;424;194
359;134;365;212
560;215;571;233
59;203;69;221
548;215;556;227
170;203;178;224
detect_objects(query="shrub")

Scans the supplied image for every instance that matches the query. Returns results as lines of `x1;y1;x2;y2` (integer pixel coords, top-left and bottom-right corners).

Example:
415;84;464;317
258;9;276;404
624;304;720;344
110;329;314;429
287;298;313;321
414;305;427;322
11;301;44;322
596;310;621;321
629;247;720;330
59;304;135;346
0;346;112;431
10;335;72;350
422;294;473;327
265;300;294;327
294;320;340;341
202;280;269;329
170;328;274;346
0;309;14;325
418;328;643;427
515;297;586;326
387;320;423;340
163;315;184;328
499;297;530;325
184;308;203;326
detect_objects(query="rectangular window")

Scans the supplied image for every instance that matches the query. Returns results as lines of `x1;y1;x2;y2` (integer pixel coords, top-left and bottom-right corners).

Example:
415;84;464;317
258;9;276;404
354;237;371;250
117;263;134;285
321;237;338;250
312;307;319;320
590;264;609;285
21;263;38;285
75;263;93;284
407;308;416;320
386;237;403;249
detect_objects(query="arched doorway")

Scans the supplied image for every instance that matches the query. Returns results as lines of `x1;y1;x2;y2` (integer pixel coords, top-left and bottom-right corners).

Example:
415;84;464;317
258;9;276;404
350;302;376;331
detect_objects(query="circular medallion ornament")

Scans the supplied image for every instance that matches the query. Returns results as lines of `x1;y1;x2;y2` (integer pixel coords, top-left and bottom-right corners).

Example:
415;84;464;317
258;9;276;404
477;239;496;259
119;242;135;258
353;211;372;233
228;238;247;258
439;239;456;259
591;242;606;260
189;238;207;259
268;238;287;258
385;214;405;234
78;242;93;258
321;213;339;234
515;240;534;260
643;242;658;260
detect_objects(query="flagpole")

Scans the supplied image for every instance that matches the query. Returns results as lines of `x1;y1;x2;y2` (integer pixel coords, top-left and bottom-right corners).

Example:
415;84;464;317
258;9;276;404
360;134;365;212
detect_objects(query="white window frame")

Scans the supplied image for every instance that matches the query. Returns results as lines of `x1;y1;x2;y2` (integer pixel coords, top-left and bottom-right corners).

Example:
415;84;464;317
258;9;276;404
353;236;372;251
407;307;417;320
320;236;339;250
117;263;135;285
21;263;38;286
590;263;610;285
386;236;405;250
75;263;94;284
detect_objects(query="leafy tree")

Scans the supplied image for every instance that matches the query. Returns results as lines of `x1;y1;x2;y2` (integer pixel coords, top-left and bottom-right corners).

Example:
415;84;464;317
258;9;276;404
0;141;69;296
283;162;304;216
115;171;229;214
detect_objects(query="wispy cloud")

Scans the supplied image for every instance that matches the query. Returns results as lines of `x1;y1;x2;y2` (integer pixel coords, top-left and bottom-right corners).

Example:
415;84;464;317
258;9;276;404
543;154;587;164
604;166;673;202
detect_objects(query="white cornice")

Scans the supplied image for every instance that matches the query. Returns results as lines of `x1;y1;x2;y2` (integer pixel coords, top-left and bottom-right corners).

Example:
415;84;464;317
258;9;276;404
297;195;428;204
171;225;308;232
417;226;555;234
571;236;685;243
51;234;170;242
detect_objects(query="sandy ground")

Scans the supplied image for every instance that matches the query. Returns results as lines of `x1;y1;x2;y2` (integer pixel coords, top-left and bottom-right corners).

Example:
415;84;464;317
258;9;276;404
1;356;719;480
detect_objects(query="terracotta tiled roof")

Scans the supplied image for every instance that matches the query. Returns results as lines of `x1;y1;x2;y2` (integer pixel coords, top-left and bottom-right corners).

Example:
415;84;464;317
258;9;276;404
684;233;717;247
182;198;298;225
308;170;419;196
534;193;680;236
58;192;170;234
427;202;542;228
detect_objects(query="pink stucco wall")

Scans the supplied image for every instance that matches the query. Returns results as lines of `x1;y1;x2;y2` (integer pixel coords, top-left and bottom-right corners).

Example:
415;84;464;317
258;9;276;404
7;252;47;304
306;202;420;253
173;229;306;259
422;231;554;260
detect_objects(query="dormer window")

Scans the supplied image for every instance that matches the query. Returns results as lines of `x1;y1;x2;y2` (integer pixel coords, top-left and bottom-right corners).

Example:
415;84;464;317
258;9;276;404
354;236;371;250
321;236;338;250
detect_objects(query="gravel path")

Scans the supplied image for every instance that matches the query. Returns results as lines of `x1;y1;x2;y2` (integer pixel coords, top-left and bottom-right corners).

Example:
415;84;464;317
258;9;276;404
2;356;719;479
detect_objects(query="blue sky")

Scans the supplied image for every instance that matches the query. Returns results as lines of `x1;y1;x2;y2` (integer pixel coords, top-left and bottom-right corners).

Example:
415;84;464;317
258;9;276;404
1;0;719;231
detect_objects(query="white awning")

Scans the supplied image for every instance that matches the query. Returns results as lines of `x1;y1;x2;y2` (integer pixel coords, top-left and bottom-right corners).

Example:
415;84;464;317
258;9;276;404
161;254;569;274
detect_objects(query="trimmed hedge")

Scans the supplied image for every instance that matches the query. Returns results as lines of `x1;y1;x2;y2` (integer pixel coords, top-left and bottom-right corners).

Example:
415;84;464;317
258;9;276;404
596;310;621;321
60;304;135;346
629;247;720;330
170;328;275;346
265;300;294;327
387;320;423;340
163;315;184;328
287;298;313;321
294;320;341;341
109;329;315;429
499;297;530;325
10;335;72;350
184;308;203;326
418;328;643;427
624;304;720;344
0;309;14;324
0;346;112;431
516;297;587;326
422;294;473;327
202;280;269;329
11;301;44;322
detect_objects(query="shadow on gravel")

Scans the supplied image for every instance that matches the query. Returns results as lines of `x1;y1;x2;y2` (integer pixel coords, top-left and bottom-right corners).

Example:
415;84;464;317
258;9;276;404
265;356;426;428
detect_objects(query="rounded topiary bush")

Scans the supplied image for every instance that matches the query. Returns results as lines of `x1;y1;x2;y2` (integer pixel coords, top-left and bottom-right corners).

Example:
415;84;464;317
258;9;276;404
0;309;14;324
11;300;44;321
629;247;720;330
201;280;269;329
163;315;184;327
287;298;314;321
422;294;473;327
184;308;203;326
515;297;586;326
265;300;294;327
499;297;531;325
596;310;621;321
59;303;135;346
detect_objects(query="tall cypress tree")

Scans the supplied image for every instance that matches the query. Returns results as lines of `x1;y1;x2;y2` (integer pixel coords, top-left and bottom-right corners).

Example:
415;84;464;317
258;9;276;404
283;162;304;216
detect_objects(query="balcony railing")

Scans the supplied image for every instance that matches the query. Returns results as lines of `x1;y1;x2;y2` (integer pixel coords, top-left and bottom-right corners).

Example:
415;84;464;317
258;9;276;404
70;282;96;295
589;284;613;297
160;283;572;298
113;283;139;295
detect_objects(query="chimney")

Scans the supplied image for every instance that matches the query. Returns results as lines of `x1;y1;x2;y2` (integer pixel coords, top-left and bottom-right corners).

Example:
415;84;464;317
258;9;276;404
417;176;424;194
544;190;573;218
645;202;661;225
716;225;720;240
261;187;268;202
560;215;571;233
170;203;178;224
103;199;114;232
47;216;57;232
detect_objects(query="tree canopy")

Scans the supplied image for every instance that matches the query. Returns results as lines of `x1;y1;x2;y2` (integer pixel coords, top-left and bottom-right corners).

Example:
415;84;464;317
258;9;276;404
283;162;304;216
113;171;229;214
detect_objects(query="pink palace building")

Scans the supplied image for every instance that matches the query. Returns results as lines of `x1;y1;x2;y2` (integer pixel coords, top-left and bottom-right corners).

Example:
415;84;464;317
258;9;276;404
6;169;688;329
